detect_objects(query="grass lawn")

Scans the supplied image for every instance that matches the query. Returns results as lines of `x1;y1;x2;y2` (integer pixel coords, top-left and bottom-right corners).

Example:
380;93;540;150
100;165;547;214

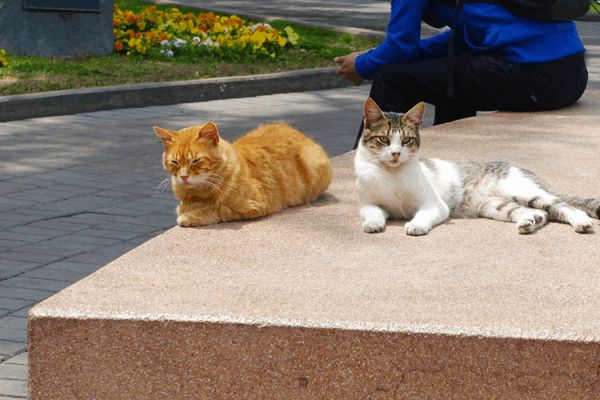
0;0;382;96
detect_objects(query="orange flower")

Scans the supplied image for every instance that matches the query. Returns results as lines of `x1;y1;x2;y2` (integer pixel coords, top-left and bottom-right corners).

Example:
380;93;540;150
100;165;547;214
136;32;143;39
158;32;169;41
113;19;119;27
149;6;156;11
115;42;123;51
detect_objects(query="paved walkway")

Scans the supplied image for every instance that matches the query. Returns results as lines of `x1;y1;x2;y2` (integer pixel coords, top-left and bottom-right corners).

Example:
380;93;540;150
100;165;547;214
1;1;598;397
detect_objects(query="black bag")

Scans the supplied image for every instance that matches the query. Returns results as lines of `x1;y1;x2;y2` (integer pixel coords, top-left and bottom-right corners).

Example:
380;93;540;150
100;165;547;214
423;0;591;27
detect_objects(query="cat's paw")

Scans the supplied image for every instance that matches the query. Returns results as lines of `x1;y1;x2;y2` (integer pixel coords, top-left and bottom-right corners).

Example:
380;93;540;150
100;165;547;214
572;215;595;234
405;221;430;236
517;210;546;234
363;219;386;233
177;214;204;227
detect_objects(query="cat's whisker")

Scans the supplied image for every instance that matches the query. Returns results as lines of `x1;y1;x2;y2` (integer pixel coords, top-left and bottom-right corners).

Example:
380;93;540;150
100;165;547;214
155;177;172;197
201;179;225;202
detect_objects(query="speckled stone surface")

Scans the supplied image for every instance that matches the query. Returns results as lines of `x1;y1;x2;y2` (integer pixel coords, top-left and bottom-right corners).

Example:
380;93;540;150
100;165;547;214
29;93;600;399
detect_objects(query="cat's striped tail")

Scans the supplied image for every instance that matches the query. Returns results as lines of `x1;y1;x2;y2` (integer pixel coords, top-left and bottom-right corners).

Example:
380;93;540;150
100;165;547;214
558;194;600;219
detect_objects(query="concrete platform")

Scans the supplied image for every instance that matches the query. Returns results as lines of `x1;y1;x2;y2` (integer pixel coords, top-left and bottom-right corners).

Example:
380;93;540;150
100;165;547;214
28;92;600;398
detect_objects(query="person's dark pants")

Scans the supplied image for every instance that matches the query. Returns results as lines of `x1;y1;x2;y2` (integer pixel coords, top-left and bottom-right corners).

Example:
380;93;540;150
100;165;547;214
354;52;588;149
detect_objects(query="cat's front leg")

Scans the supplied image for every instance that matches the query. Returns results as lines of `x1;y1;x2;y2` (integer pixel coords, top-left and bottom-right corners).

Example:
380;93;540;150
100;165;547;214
405;201;449;236
177;209;220;227
361;204;389;233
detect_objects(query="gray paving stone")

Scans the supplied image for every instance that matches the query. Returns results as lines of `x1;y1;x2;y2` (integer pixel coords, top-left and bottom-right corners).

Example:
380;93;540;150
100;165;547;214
0;240;29;249
126;235;162;246
23;188;82;200
47;184;100;194
3;192;63;204
0;198;37;210
0;287;54;302
0;204;18;213
0;220;23;230
0;363;27;381
91;189;147;200
0;299;33;312
0;317;27;331
0;378;28;397
0;232;46;244
129;214;176;227
43;261;102;273
31;196;124;213
71;213;145;225
92;207;153;217
0;211;58;223
11;245;84;258
0;251;66;265
1;276;72;292
0;181;38;195
6;226;71;239
49;234;121;247
8;178;57;189
4;352;27;365
121;201;175;213
0;341;26;358
9;307;32;318
0;328;26;343
32;239;100;254
26;220;93;232
76;229;141;241
21;268;91;283
63;254;113;265
0;263;41;281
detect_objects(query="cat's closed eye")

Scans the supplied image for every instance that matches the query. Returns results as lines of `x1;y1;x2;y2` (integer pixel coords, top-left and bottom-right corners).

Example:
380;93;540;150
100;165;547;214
169;160;180;167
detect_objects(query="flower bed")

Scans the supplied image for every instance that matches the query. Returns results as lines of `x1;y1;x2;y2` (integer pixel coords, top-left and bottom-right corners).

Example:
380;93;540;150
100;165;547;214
113;4;297;62
0;50;9;67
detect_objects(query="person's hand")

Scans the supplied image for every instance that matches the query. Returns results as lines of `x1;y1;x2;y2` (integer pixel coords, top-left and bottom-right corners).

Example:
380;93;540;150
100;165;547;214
334;51;366;86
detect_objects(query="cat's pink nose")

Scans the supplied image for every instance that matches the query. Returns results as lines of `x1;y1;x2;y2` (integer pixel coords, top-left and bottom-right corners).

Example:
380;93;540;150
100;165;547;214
392;153;400;158
181;175;189;182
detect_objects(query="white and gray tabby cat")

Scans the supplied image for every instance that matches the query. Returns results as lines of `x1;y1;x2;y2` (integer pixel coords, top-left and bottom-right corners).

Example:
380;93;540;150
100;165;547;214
355;98;600;236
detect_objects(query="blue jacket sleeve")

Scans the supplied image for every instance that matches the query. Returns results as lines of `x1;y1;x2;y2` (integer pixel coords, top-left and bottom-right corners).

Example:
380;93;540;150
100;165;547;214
418;30;451;61
355;0;431;80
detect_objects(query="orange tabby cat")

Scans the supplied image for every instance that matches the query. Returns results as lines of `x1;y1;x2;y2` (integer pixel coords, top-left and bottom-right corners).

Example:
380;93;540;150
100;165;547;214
154;121;333;227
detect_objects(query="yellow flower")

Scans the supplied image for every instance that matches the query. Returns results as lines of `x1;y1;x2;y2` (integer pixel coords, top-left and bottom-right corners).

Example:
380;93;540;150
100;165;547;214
128;38;135;47
251;31;266;45
1;49;5;55
137;21;146;30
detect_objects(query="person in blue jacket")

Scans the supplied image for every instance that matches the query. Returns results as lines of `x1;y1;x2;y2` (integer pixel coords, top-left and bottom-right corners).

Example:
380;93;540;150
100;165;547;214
335;0;588;148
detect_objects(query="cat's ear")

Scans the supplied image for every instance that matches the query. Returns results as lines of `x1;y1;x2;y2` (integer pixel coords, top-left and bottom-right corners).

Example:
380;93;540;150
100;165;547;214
198;122;220;145
403;102;425;127
153;126;175;150
364;98;385;128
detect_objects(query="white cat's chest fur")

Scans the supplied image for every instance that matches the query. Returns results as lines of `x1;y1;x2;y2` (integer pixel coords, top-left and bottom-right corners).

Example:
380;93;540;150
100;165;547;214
355;153;455;220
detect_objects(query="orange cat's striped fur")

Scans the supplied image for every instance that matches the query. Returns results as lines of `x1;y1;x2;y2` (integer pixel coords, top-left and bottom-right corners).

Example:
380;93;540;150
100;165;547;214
154;121;332;227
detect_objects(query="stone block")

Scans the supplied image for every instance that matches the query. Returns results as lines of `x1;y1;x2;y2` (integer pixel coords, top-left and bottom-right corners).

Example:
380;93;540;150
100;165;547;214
28;94;600;398
0;0;114;58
